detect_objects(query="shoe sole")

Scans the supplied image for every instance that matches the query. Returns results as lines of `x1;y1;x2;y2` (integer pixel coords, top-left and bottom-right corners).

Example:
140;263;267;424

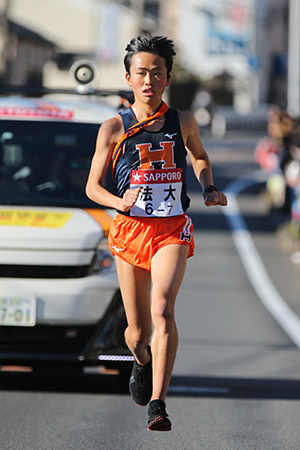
147;416;172;431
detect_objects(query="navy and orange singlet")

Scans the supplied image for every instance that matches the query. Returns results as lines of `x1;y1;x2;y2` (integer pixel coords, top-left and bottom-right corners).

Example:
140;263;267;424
113;106;190;218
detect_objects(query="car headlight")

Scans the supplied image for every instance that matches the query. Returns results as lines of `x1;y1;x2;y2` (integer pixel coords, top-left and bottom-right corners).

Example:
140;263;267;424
88;238;115;275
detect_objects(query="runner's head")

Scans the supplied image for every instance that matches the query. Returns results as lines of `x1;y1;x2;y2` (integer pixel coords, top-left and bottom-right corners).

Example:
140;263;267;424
124;35;176;77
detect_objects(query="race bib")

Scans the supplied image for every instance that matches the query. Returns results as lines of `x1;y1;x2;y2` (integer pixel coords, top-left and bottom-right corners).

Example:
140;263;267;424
129;168;183;217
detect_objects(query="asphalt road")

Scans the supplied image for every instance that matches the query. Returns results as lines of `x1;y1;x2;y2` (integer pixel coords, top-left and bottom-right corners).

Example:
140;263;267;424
1;133;300;450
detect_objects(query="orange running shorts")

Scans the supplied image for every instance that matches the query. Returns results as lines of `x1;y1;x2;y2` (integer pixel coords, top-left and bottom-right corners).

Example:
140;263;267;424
108;213;195;273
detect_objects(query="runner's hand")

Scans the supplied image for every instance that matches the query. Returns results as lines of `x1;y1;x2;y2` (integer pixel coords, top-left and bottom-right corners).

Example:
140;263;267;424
118;188;141;212
204;191;227;207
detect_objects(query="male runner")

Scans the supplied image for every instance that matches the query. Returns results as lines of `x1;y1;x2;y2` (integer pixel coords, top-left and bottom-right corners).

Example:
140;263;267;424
86;35;227;431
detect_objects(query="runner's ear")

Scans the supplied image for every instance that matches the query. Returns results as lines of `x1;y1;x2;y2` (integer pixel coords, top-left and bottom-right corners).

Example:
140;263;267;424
125;72;132;86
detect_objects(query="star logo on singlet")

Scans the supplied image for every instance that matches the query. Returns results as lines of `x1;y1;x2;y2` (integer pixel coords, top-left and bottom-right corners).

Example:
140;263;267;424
133;173;142;182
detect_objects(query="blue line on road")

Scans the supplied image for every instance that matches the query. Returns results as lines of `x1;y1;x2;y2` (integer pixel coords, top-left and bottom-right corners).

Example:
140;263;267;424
168;386;231;394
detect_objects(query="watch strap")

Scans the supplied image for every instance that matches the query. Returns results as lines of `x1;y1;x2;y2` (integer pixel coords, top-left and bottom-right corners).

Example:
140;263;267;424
203;185;218;197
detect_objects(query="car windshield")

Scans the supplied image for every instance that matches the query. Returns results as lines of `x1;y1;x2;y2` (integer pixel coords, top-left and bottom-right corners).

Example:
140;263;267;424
0;120;116;208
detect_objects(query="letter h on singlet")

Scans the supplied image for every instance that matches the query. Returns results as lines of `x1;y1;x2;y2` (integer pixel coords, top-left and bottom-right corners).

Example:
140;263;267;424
137;142;176;170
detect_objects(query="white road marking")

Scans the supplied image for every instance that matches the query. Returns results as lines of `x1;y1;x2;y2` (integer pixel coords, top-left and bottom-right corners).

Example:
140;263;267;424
223;170;300;349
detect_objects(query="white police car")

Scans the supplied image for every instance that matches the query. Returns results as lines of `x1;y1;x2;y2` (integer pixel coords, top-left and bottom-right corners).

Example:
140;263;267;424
0;62;133;375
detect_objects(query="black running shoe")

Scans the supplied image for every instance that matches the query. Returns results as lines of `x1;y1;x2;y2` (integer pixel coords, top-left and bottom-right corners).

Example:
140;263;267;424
147;399;172;431
129;346;152;406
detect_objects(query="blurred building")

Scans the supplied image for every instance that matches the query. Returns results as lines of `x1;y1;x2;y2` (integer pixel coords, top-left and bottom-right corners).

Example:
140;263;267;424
162;0;289;111
0;1;56;85
0;0;291;110
0;0;146;90
256;0;289;107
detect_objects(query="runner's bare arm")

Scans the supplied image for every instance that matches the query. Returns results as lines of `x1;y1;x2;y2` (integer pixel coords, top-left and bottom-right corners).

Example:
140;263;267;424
86;117;140;212
179;111;227;207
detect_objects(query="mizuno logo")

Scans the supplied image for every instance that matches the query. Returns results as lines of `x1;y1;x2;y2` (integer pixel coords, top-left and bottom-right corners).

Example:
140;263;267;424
112;246;124;253
164;133;177;139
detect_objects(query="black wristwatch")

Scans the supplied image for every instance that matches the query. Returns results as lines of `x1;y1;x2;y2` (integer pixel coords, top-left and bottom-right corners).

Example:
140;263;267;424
203;185;218;197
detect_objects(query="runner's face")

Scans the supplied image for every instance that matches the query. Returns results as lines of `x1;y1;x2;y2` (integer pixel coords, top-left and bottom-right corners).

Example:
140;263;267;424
126;52;170;106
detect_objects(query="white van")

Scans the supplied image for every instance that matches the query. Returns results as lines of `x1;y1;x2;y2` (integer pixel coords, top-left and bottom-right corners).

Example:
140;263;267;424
0;74;134;376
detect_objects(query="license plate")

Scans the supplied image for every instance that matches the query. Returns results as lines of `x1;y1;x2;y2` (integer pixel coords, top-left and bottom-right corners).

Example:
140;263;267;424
0;296;36;327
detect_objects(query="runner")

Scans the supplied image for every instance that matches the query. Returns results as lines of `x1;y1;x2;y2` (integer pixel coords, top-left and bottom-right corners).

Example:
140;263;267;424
86;35;227;431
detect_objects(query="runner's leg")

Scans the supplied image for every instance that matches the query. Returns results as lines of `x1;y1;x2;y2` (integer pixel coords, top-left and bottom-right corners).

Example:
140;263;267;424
150;244;189;401
115;256;152;366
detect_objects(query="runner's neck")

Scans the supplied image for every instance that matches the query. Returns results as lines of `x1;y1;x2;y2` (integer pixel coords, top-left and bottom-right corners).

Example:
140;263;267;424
131;101;164;122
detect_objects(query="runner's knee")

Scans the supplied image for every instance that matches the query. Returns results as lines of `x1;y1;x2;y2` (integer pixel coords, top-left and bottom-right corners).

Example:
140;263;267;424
151;299;175;330
125;326;152;349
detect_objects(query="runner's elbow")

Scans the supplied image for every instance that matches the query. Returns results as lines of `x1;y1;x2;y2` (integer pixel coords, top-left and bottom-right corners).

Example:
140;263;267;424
85;181;95;201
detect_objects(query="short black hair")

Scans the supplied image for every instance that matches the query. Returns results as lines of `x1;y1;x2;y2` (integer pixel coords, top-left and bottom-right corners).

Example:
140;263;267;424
124;35;176;76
